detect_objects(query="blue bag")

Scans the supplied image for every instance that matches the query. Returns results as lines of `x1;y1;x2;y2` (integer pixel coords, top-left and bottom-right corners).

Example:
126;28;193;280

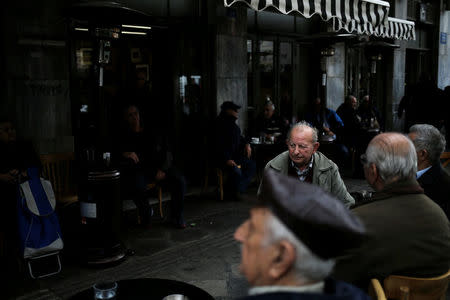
17;167;63;259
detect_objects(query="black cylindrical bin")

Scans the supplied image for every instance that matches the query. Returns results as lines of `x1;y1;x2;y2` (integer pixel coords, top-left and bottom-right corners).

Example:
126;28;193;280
79;169;125;265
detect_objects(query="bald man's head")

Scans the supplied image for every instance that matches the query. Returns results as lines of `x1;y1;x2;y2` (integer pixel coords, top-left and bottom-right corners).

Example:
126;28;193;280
365;133;417;186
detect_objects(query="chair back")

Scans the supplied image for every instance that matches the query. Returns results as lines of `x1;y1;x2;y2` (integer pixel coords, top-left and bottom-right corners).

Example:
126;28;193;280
369;278;387;300
40;152;77;204
440;152;450;171
383;270;450;300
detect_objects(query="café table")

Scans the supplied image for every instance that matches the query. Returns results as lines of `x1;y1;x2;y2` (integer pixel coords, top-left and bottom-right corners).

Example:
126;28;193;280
69;278;215;300
250;140;285;180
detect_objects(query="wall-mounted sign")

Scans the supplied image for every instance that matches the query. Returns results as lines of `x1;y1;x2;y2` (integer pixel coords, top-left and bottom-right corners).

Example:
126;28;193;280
440;32;447;45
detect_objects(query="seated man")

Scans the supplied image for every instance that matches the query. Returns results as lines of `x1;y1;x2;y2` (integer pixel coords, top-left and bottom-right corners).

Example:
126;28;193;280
254;101;288;143
235;170;369;299
214;101;256;199
333;133;450;288
336;95;362;150
408;124;450;219
304;97;348;166
117;104;186;228
261;121;354;208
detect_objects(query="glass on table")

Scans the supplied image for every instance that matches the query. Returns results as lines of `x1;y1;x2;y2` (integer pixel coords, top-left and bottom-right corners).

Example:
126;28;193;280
93;282;118;300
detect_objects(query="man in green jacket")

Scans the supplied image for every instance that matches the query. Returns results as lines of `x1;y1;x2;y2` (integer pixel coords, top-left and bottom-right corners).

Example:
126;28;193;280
261;121;354;208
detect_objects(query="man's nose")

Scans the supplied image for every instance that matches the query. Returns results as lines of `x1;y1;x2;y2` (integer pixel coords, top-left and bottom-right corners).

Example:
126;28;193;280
234;220;248;242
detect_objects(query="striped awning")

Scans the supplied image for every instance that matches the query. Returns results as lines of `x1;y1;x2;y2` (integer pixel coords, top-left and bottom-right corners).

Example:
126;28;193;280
224;0;390;30
333;17;416;40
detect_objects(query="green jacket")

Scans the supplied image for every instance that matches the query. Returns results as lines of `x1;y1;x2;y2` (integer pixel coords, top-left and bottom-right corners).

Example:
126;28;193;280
262;151;355;208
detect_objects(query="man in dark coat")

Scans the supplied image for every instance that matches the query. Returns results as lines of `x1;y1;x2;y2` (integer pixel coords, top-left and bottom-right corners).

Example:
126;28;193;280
333;133;450;288
336;95;361;150
409;124;450;218
117;105;186;228
254;101;288;143
214;101;256;199
234;170;369;300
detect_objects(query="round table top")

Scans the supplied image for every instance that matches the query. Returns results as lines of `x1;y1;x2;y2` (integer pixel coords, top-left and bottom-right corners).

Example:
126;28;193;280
69;278;214;300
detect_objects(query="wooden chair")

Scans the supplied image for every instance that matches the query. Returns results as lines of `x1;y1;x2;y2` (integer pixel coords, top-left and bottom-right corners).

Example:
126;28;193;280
369;278;387;300
440;152;450;168
383;270;450;300
202;166;224;201
146;182;163;218
40;152;78;207
216;168;224;201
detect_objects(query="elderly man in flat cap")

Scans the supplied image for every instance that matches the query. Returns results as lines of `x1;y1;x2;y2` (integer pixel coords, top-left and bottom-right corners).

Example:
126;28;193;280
235;170;369;299
333;132;450;288
262;121;354;208
214;101;256;200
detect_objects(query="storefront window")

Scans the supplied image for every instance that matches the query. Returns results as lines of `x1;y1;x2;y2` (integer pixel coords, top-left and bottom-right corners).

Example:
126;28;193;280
258;40;274;104
279;42;293;121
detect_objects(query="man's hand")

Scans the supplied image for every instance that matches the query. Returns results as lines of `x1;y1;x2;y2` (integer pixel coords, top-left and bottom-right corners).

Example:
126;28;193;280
0;169;19;184
123;152;139;164
323;126;334;136
155;170;166;181
245;144;252;158
226;160;237;167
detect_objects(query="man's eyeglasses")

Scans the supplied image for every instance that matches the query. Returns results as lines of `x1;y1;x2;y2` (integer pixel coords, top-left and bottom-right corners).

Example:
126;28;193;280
360;154;368;165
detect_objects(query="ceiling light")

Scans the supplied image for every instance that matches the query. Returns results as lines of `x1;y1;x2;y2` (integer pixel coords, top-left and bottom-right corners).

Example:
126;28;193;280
122;24;152;30
75;27;89;32
121;31;147;35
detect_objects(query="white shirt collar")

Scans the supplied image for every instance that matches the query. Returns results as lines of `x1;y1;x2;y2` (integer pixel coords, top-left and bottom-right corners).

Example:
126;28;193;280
416;166;432;179
248;281;324;296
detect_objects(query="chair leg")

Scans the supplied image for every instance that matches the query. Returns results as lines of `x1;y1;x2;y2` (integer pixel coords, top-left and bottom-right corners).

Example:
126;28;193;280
158;187;163;218
217;169;224;201
203;173;209;192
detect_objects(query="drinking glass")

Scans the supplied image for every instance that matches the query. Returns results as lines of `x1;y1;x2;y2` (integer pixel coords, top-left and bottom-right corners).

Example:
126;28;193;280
93;282;117;300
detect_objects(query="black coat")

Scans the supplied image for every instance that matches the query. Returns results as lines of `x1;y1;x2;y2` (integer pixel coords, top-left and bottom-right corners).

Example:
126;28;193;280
417;163;450;219
237;278;370;300
116;128;168;178
214;112;246;166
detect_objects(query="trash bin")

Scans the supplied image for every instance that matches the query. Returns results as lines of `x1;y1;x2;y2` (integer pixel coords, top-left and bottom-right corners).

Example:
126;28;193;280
79;169;126;265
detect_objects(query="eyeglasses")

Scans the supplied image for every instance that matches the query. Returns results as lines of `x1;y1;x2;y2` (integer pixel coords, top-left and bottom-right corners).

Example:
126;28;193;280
360;154;368;165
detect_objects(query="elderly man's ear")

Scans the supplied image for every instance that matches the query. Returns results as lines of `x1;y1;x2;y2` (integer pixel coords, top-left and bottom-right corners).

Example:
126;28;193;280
268;240;296;280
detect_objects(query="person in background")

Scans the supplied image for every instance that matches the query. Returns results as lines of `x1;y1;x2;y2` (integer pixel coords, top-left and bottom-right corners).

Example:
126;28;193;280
116;104;186;228
235;170;369;300
304;97;349;166
336;95;361;151
357;95;382;132
408;124;450;219
254;101;288;144
214;101;256;200
333;133;450;288
261;121;354;208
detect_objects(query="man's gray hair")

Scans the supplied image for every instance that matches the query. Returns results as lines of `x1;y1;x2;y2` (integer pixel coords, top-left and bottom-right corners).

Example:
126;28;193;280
263;213;335;282
366;133;417;182
409;124;446;164
288;121;318;143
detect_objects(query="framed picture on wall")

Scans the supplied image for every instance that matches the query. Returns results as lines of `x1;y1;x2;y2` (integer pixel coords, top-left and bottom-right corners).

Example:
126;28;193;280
130;48;142;63
135;64;149;81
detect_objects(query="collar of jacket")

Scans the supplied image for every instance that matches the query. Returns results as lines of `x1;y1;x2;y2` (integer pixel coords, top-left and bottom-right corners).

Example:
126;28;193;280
268;151;332;173
371;178;424;201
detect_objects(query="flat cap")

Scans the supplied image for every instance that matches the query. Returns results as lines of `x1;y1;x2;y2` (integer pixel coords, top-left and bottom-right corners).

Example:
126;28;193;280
259;169;366;259
220;101;241;111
